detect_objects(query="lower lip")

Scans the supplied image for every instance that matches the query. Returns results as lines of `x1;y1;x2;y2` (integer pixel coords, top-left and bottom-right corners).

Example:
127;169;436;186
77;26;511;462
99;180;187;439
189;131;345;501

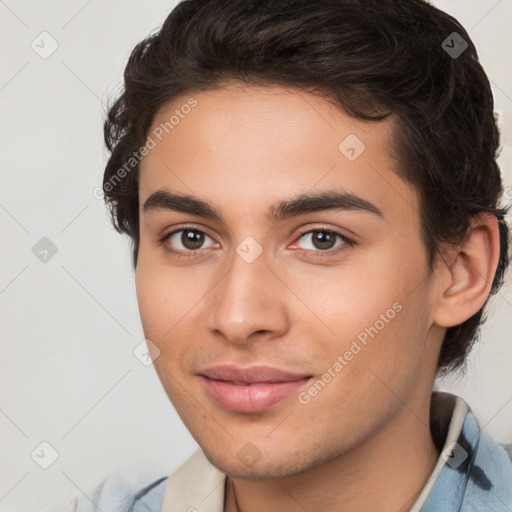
200;376;312;413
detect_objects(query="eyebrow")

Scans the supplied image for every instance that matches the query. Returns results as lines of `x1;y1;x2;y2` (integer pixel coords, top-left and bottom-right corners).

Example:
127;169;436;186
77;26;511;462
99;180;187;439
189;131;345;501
142;189;384;223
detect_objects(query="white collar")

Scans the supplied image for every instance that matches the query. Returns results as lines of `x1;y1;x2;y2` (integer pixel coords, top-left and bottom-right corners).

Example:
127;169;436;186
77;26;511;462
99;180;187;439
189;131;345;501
160;447;225;512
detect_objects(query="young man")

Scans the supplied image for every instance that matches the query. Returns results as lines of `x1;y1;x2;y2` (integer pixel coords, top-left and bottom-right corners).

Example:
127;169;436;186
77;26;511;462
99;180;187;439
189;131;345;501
55;0;512;510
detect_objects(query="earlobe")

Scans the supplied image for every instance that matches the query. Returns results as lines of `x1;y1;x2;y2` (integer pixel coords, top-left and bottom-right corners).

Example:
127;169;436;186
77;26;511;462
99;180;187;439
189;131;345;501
433;213;500;328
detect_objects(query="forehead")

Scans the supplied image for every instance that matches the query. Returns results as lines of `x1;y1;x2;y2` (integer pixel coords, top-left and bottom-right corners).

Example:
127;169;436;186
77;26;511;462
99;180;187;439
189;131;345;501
139;85;419;227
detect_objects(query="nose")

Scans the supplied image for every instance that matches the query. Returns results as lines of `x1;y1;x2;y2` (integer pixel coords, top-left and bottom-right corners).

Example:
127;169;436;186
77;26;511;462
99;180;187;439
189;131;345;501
205;248;290;346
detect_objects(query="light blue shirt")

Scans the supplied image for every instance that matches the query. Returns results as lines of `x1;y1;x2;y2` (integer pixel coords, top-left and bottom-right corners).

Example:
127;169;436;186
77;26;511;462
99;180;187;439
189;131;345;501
48;391;512;511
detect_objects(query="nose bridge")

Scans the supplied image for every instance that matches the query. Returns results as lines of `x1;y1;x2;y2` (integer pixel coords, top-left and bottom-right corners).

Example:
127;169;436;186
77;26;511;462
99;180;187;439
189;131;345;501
206;242;288;343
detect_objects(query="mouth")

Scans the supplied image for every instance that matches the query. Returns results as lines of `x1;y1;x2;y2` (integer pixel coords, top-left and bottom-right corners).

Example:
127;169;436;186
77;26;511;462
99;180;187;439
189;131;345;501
198;365;313;413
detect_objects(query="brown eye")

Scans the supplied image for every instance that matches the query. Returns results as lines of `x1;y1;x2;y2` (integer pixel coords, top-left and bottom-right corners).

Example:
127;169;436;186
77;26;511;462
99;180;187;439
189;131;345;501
297;229;347;251
180;230;206;250
161;228;217;254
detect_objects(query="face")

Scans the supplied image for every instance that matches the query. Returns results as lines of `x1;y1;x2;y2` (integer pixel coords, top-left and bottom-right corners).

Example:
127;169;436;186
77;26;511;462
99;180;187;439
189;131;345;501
136;84;442;479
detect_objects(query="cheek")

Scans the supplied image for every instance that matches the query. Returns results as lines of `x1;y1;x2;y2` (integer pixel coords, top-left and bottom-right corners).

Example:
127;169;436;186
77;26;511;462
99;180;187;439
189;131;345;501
294;242;429;383
289;244;411;337
135;241;190;327
135;262;190;402
135;263;167;337
134;248;208;374
135;248;183;354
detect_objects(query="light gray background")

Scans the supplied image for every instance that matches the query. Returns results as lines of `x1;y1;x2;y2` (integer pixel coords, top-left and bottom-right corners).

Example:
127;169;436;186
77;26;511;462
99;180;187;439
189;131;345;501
1;1;511;511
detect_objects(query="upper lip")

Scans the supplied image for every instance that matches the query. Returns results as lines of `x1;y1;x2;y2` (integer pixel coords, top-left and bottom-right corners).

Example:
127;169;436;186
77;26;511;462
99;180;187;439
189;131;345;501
199;365;312;383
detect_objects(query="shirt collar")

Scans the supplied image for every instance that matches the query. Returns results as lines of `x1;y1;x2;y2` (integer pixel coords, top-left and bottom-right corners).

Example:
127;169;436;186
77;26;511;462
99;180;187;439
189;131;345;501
415;391;512;511
410;391;470;510
160;391;511;512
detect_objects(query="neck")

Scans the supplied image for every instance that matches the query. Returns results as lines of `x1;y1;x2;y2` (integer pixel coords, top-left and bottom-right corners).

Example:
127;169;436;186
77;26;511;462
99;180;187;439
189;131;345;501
224;398;440;512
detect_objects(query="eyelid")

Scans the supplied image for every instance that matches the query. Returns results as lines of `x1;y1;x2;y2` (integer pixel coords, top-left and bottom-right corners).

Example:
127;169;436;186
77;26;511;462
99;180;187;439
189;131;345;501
294;224;355;243
158;222;216;241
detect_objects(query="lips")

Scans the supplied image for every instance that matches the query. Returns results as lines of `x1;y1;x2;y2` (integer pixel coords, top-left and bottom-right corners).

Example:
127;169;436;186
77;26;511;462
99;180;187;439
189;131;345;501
199;365;312;413
201;365;310;381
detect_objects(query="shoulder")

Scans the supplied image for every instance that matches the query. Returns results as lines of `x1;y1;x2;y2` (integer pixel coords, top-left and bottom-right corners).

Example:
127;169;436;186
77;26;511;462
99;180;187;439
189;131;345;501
131;475;169;512
41;450;215;512
462;432;512;508
42;474;169;512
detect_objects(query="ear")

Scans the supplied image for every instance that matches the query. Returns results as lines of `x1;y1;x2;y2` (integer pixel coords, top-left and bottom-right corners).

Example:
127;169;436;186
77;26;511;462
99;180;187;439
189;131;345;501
432;213;501;328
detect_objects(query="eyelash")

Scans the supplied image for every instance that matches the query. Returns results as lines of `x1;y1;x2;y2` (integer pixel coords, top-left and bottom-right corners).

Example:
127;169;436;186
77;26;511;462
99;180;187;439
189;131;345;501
157;224;355;260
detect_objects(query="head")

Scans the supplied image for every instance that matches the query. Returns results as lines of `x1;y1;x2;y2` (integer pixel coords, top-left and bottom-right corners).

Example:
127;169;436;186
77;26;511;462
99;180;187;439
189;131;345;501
103;0;509;478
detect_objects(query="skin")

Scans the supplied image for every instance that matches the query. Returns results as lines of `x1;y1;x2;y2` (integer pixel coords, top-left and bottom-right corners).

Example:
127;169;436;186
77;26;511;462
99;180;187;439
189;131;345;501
135;83;500;512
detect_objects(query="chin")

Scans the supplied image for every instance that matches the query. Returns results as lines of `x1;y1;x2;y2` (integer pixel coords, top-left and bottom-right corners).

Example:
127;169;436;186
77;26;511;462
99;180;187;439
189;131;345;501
201;443;328;480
